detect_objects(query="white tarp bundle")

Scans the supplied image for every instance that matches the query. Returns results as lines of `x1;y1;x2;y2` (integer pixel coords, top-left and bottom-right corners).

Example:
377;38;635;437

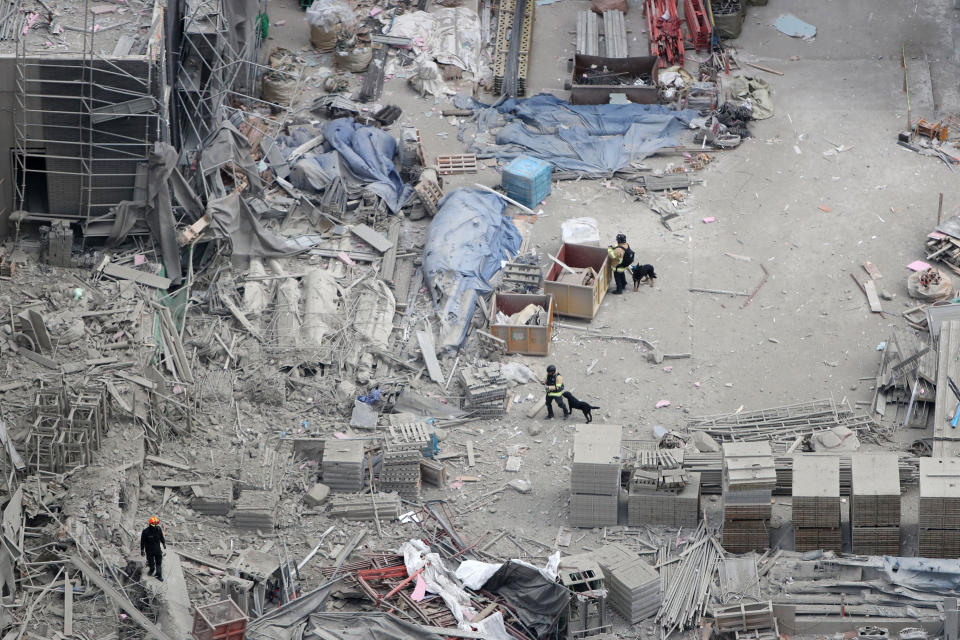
383;8;482;77
399;540;512;640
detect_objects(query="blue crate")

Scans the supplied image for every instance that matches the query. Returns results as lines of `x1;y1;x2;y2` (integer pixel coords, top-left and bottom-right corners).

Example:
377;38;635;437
502;155;552;209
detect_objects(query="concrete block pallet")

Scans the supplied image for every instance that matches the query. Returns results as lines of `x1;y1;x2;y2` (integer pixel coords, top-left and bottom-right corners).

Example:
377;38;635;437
851;453;901;555
570;424;623;527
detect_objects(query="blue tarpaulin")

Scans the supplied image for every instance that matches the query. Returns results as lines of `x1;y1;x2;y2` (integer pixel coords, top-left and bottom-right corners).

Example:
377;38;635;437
423;188;522;349
466;93;699;173
323;119;412;213
275;119;412;213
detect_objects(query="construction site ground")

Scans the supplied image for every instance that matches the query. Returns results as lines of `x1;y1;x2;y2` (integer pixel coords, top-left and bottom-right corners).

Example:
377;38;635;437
5;0;960;638
257;0;957;583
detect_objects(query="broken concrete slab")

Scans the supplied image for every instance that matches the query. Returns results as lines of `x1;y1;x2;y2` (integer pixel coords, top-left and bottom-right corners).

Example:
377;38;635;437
508;479;532;493
304;483;331;507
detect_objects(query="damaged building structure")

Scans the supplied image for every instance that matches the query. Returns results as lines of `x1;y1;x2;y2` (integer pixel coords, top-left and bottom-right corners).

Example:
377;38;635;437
1;0;960;639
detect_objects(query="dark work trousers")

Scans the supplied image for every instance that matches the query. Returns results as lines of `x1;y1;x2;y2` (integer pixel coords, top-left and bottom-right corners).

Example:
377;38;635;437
614;269;627;293
546;394;567;417
146;550;163;580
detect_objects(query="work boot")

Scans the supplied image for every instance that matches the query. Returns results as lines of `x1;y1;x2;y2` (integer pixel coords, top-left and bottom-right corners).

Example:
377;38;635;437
147;568;154;577
563;411;569;420
156;574;163;582
612;289;623;295
545;412;554;420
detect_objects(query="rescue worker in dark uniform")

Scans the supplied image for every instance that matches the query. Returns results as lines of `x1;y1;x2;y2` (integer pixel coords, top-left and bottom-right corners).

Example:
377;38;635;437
607;233;632;295
140;516;167;581
544;365;569;420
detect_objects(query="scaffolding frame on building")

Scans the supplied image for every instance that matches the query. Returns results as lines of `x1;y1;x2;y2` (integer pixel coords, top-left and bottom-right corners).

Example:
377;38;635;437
12;0;168;241
175;0;306;202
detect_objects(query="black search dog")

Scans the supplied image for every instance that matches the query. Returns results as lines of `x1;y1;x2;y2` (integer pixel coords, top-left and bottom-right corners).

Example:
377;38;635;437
562;391;600;423
631;264;658;290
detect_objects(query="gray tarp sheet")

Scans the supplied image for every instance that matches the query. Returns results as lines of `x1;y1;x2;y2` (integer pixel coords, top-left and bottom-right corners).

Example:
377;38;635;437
936;215;960;240
223;0;259;58
201;121;264;193
882;557;960;593
322;119;412;213
423;188;522;349
467;93;698;173
304;613;445;640
207;192;299;258
107;142;194;284
246;579;342;640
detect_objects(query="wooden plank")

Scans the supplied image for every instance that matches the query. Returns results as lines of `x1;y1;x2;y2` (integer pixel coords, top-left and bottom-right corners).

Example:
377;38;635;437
219;291;262;340
105;380;133;414
933;320;960;457
63;576;73;637
145;455;191;471
863;261;882;280
149;479;210;488
114;370;157;390
101;262;172;289
15;345;60;370
466;441;476;467
349;223;394;254
526;395;545;418
864;279;883;313
112;34;135;56
171;549;228;572
70;555;176;640
416;330;445;384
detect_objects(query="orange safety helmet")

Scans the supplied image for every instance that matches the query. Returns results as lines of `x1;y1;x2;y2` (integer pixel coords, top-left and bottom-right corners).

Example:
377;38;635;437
148;516;160;526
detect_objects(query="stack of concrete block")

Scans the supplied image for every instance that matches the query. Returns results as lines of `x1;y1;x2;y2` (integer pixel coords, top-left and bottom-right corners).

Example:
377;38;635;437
378;446;421;499
191;479;235;516
603;553;661;623
231;490;278;531
792;456;841;552
570;424;622;527
322;440;366;492
628;471;701;528
851;453;901;555
329;492;402;520
919;458;960;558
722;442;776;552
459;365;509;417
564;542;660;623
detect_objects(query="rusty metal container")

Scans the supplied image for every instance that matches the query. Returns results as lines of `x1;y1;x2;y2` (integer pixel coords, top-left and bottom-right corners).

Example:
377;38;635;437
544;243;611;319
489;293;555;356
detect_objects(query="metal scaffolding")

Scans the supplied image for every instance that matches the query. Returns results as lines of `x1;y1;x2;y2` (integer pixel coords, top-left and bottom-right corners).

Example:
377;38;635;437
12;0;168;239
175;0;305;201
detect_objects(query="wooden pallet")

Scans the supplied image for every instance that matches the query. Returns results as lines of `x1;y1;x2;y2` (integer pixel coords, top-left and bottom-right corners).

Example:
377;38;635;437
576;10;599;56
602;10;627;58
414;179;444;216
436;154;478;175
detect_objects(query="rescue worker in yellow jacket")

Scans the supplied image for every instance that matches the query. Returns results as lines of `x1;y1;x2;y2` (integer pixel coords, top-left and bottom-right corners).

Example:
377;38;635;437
607;233;634;295
544;365;569;420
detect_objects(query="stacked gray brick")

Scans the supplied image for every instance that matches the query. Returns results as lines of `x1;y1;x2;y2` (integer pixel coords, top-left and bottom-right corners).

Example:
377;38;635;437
851;453;901;555
792;456;842;552
570;424;622;528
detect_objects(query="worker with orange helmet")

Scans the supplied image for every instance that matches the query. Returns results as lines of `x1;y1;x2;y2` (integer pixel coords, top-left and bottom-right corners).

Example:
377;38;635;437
140;516;167;581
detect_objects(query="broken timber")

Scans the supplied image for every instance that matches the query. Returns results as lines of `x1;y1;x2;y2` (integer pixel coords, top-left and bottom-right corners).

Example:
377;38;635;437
416;330;445;384
101;262;172;289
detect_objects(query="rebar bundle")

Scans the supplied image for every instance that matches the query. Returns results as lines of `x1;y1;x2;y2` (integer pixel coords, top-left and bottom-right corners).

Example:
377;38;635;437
656;522;721;634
